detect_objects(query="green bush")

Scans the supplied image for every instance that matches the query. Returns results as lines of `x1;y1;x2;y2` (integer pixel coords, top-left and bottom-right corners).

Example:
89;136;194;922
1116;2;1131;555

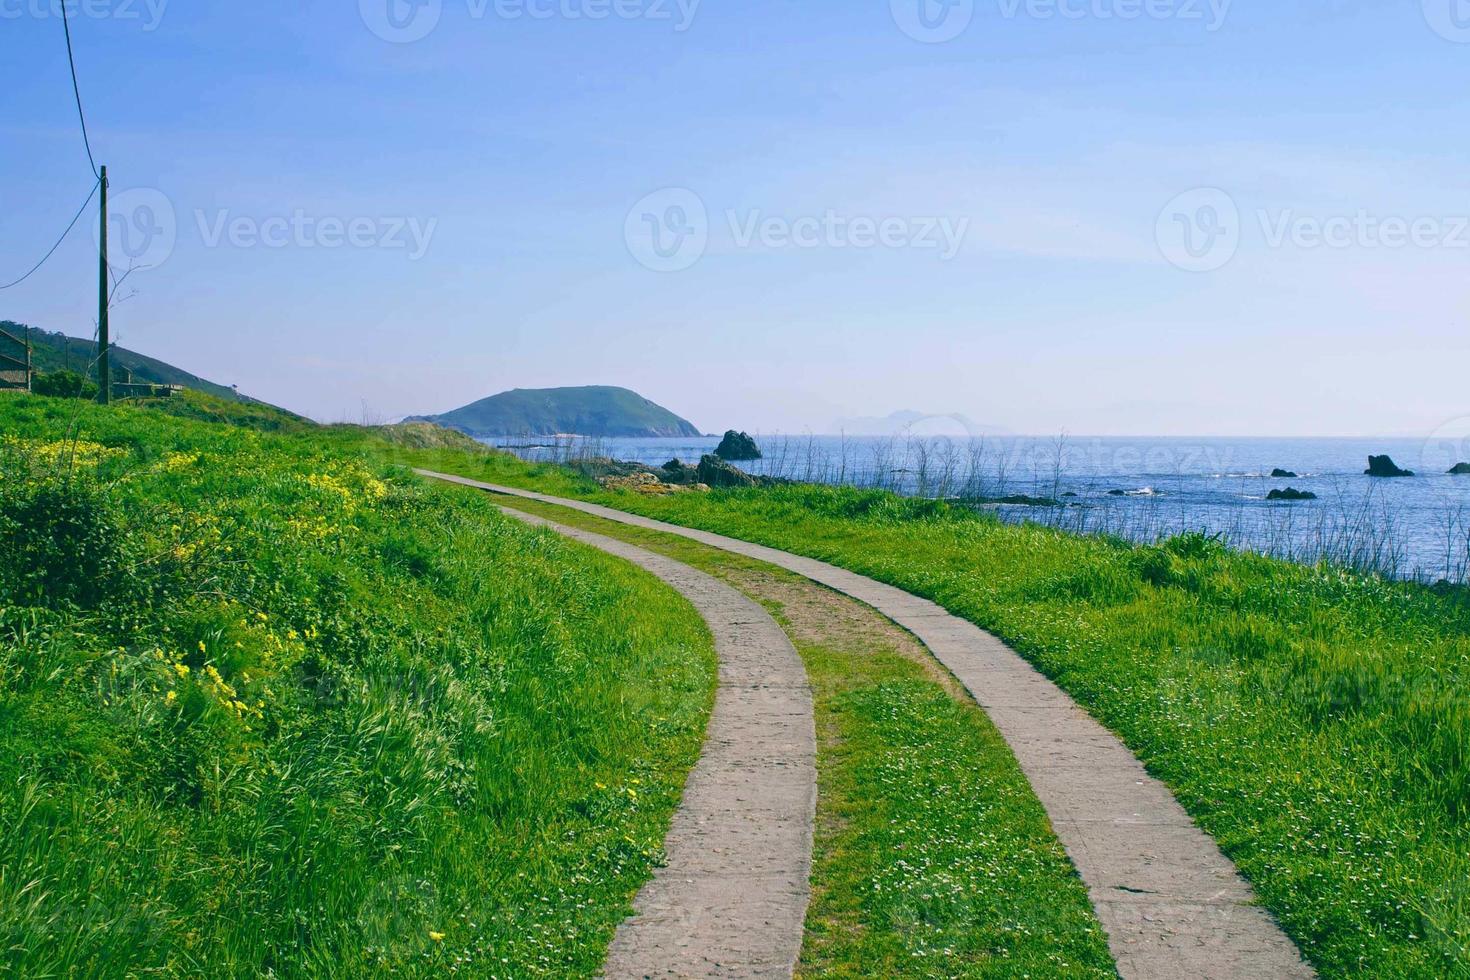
0;479;124;608
31;370;98;400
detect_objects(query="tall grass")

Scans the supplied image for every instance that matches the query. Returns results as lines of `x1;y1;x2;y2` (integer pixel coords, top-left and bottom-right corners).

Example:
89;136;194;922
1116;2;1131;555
0;394;717;977
498;433;1470;584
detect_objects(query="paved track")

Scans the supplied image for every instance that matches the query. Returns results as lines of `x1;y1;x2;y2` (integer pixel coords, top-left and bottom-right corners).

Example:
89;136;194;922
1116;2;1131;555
495;505;815;979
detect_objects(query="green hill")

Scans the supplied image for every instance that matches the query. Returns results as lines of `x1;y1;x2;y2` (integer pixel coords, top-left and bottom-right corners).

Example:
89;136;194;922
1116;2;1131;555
4;322;251;404
412;385;702;439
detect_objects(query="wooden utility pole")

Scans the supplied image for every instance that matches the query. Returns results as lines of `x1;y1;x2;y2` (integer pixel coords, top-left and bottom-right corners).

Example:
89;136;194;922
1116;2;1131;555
97;165;110;404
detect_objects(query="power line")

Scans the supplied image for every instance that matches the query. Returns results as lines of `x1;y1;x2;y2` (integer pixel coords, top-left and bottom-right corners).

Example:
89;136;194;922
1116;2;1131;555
60;0;100;179
0;178;101;290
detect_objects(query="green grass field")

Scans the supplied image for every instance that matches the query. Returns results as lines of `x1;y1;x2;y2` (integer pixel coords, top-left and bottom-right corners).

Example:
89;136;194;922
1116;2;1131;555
0;394;717;977
7;388;1467;978
424;452;1470;979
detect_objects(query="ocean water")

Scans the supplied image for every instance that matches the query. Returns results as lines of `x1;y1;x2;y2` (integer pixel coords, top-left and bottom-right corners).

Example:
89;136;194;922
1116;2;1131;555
486;433;1470;582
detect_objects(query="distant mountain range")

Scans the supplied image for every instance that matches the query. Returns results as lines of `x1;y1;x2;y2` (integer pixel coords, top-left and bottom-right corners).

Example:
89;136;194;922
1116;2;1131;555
410;386;702;439
830;410;1011;438
4;322;253;404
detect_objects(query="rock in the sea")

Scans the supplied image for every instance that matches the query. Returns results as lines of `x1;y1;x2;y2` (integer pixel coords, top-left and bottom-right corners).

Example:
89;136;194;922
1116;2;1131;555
1268;487;1318;501
991;494;1060;507
697;454;756;488
1449;462;1470;475
1107;489;1128;497
714;430;762;461
1365;455;1414;478
1271;468;1298;479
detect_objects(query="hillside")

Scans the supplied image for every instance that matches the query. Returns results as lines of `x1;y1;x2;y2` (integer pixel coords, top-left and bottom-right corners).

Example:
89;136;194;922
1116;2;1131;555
5;322;253;404
412;385;702;439
0;395;715;976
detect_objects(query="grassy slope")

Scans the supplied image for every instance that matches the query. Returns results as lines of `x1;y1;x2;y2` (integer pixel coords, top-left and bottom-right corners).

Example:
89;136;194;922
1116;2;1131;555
488;494;1116;977
10;324;251;404
0;394;716;977
416;452;1470;979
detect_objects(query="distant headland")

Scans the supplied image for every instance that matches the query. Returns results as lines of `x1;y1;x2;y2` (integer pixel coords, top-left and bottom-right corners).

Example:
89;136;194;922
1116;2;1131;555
407;385;702;439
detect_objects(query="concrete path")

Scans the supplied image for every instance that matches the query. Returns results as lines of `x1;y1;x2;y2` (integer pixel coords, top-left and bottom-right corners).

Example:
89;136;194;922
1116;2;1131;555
419;471;1315;980
493;505;816;979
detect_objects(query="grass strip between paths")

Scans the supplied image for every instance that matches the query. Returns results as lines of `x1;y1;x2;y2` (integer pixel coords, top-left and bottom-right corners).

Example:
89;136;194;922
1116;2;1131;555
488;493;1117;978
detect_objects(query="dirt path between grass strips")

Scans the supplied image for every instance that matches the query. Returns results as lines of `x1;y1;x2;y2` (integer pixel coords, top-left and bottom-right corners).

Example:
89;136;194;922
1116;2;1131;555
495;505;816;979
418;471;1315;980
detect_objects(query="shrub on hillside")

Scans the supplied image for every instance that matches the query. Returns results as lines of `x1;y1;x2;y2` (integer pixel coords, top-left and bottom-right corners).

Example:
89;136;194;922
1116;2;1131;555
0;478;125;608
31;370;99;400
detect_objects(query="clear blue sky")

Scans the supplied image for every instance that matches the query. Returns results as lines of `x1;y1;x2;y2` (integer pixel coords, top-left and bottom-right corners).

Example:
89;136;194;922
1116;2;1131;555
4;0;1468;435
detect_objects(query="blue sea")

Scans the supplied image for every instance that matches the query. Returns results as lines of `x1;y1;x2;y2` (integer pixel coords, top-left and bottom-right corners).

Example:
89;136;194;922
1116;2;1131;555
485;433;1470;582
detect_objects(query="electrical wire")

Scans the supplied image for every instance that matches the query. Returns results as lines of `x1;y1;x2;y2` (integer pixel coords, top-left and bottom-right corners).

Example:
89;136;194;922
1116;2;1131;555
0;178;101;290
60;0;100;179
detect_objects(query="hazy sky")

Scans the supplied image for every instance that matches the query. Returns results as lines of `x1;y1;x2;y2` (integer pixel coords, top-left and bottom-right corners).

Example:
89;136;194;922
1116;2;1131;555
4;1;1468;435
